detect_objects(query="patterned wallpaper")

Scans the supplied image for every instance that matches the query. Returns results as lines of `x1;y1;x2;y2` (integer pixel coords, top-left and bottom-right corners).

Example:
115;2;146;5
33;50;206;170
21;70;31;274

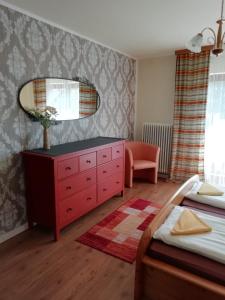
0;4;136;241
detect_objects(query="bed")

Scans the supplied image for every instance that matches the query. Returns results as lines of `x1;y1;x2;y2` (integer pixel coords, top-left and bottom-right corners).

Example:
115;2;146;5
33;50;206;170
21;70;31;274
181;176;225;216
134;175;225;300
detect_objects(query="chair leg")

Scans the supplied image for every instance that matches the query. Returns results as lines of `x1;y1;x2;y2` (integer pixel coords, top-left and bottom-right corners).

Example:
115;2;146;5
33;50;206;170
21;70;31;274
125;167;133;188
148;168;158;184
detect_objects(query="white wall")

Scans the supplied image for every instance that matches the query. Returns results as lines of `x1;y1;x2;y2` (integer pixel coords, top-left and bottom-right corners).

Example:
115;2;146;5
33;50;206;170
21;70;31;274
135;55;176;140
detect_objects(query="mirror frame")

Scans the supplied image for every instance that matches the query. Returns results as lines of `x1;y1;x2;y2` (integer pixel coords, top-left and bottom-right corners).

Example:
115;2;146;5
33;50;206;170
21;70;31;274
18;77;100;122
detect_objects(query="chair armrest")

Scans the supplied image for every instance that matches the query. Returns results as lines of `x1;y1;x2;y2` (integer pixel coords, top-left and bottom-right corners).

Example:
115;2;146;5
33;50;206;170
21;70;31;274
125;147;134;168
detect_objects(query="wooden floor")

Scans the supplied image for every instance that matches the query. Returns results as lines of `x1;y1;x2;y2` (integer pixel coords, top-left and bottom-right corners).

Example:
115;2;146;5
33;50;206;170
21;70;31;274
0;180;179;300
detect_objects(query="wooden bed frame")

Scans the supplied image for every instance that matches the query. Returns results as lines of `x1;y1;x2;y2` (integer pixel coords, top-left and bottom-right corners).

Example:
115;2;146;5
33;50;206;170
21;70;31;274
134;175;225;300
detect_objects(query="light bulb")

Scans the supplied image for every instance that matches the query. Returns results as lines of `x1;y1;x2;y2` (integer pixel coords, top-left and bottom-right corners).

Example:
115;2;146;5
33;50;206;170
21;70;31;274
186;33;203;53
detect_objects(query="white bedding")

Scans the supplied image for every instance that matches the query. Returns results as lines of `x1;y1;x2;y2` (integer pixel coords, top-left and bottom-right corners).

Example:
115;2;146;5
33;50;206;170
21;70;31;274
186;181;225;209
153;206;225;264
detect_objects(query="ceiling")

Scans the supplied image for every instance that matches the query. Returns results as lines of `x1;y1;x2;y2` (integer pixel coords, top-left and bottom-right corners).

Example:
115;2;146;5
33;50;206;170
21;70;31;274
1;0;222;59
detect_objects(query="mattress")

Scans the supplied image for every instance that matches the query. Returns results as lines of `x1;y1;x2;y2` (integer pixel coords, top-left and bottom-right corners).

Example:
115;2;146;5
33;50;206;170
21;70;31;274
182;197;225;216
148;208;225;286
153;206;225;264
148;239;225;285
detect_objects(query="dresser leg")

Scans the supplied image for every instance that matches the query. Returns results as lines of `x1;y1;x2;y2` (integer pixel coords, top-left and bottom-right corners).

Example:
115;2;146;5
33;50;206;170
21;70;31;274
121;189;124;197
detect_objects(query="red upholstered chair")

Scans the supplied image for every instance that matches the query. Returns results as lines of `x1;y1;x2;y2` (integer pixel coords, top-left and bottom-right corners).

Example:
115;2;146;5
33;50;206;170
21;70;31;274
125;141;160;188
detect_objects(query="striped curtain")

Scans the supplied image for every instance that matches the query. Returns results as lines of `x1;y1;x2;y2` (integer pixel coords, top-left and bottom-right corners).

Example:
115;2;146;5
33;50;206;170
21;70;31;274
33;79;47;109
79;83;98;117
170;48;211;181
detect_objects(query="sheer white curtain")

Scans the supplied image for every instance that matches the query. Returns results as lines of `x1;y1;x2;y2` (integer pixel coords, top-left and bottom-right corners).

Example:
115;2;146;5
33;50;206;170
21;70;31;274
204;73;225;185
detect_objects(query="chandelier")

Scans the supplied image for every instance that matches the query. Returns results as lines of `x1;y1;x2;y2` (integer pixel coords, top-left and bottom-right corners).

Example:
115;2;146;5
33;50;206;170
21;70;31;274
187;0;225;56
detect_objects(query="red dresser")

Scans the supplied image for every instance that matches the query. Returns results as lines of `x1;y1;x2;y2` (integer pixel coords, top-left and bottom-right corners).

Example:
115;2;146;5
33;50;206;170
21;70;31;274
22;137;125;240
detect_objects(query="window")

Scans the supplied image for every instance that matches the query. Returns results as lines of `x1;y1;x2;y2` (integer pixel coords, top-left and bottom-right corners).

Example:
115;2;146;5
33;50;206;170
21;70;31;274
46;79;80;120
204;73;225;185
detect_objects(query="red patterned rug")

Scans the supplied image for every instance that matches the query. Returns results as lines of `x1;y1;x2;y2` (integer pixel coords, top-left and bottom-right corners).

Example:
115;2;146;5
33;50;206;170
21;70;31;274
76;198;162;263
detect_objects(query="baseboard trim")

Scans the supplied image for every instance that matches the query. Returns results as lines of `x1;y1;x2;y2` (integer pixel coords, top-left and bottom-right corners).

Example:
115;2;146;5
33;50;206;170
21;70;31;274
158;173;170;179
0;223;28;244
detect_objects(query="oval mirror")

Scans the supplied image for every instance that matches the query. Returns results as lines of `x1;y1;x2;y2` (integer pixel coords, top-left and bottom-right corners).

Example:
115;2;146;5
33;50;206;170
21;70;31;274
19;78;100;121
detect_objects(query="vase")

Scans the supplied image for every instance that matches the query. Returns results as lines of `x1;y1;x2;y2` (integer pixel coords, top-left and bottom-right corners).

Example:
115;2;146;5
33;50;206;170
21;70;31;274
43;127;50;150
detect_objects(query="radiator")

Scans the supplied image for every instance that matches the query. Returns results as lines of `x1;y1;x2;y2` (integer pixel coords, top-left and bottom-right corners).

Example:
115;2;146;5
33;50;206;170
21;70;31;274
142;123;173;176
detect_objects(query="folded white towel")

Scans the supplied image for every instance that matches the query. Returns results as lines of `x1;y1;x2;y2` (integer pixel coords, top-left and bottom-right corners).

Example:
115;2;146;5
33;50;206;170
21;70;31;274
153;206;225;264
186;181;225;209
197;182;224;196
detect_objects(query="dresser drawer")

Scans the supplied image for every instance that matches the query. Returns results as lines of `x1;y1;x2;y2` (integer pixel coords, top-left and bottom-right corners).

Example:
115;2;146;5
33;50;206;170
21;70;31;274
59;195;80;226
79;152;96;172
58;168;96;200
79;185;97;216
111;157;123;174
57;157;78;179
58;176;77;200
75;168;96;192
98;172;123;204
97;147;112;165
97;158;123;182
59;185;97;226
112;145;124;159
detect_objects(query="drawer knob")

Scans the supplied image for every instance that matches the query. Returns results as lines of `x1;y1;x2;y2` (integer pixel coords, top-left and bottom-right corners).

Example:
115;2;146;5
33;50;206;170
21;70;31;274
116;181;120;184
103;155;107;158
116;150;120;153
66;207;73;213
103;188;107;192
87;197;92;201
103;170;107;174
66;186;72;190
86;177;91;181
65;166;71;170
86;160;91;163
116;165;120;168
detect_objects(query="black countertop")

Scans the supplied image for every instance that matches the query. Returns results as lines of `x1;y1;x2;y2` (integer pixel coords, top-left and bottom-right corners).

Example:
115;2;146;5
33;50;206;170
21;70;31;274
24;136;125;157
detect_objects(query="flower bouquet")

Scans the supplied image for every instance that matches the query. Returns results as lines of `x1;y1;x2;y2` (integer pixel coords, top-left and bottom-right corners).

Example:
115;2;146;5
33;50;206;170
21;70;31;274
28;106;58;150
